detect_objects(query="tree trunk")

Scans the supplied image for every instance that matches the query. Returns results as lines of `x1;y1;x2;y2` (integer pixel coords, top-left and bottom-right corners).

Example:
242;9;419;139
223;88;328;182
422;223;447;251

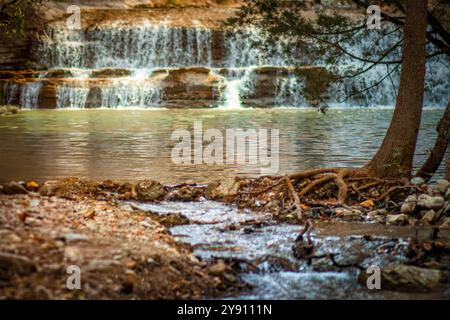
416;101;450;181
446;157;450;181
362;0;428;179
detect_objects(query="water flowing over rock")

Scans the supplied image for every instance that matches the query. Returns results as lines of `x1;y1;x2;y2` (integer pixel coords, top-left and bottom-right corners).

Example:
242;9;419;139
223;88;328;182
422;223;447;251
1;5;449;109
40;23;215;69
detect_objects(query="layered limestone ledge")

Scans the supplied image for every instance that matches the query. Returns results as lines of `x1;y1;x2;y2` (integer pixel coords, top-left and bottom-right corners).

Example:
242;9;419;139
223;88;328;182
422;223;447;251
0;66;332;109
40;1;244;30
0;67;226;109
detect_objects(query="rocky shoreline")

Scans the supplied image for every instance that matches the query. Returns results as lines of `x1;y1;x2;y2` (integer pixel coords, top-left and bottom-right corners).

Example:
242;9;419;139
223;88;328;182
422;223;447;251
0;106;19;116
0;176;449;299
0;179;246;299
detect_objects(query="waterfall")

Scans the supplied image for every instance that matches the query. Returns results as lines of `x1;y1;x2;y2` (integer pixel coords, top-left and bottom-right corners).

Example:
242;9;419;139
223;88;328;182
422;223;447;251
100;83;161;108
41;22;214;69
19;82;43;109
220;79;242;109
57;85;90;109
224;28;292;67
4;20;444;109
3;82;19;105
219;68;256;108
275;75;307;107
55;82;162;109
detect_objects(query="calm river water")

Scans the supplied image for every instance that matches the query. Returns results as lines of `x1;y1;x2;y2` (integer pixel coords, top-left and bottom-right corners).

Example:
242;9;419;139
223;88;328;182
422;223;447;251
0;108;448;183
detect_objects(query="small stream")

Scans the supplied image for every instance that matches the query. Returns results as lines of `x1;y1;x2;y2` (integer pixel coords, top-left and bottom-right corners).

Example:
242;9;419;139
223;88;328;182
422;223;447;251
133;199;450;299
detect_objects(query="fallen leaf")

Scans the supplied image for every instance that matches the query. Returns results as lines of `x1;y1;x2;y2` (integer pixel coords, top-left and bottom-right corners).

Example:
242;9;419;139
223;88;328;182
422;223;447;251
26;181;39;192
300;203;310;210
85;210;95;219
360;199;375;208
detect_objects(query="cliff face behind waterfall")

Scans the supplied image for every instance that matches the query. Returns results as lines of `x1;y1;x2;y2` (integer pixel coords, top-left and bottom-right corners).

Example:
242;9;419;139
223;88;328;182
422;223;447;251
0;0;449;109
0;0;242;69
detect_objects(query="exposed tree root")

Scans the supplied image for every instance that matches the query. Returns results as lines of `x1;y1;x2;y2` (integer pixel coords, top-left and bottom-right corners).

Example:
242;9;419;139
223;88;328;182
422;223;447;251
375;184;420;202
355;181;382;192
285;168;354;206
298;174;336;198
230;167;407;223
335;169;351;204
286;168;344;180
284;176;303;220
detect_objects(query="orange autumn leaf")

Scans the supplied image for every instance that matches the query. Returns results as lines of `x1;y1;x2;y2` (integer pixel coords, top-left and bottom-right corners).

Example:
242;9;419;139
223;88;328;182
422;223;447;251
300;203;310;210
26;181;39;191
360;199;375;208
85;210;95;219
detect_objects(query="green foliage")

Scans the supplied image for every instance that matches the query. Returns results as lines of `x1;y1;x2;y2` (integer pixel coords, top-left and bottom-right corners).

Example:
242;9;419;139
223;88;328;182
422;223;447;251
0;0;61;37
296;67;337;105
227;0;412;105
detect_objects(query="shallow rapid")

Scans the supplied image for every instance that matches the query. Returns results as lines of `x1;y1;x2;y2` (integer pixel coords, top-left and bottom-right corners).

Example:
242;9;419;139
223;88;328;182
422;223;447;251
133;200;450;299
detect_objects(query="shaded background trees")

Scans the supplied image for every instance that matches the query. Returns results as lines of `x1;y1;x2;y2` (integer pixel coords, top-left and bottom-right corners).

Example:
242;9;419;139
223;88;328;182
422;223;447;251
0;0;53;35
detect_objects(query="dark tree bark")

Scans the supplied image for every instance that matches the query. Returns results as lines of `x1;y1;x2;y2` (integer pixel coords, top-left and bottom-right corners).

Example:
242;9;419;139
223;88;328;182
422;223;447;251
446;157;450;181
363;0;428;179
416;101;450;181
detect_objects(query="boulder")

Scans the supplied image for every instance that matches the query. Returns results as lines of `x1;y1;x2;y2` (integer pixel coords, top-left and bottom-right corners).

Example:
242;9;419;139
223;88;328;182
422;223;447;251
444;202;450;216
208;260;227;276
386;214;409;226
0;105;19;115
39;180;62;196
417;194;445;211
335;208;362;221
400;195;417;214
168;186;202;202
144;212;189;228
433;179;449;195
366;209;387;223
205;177;243;199
135;180;165;202
440;217;450;228
420;210;437;225
378;265;444;292
367;209;387;216
1;181;29;195
410;177;425;186
0;252;37;279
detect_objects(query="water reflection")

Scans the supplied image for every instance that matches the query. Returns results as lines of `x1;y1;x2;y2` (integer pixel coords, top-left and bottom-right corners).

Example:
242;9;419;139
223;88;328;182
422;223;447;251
0;108;447;183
